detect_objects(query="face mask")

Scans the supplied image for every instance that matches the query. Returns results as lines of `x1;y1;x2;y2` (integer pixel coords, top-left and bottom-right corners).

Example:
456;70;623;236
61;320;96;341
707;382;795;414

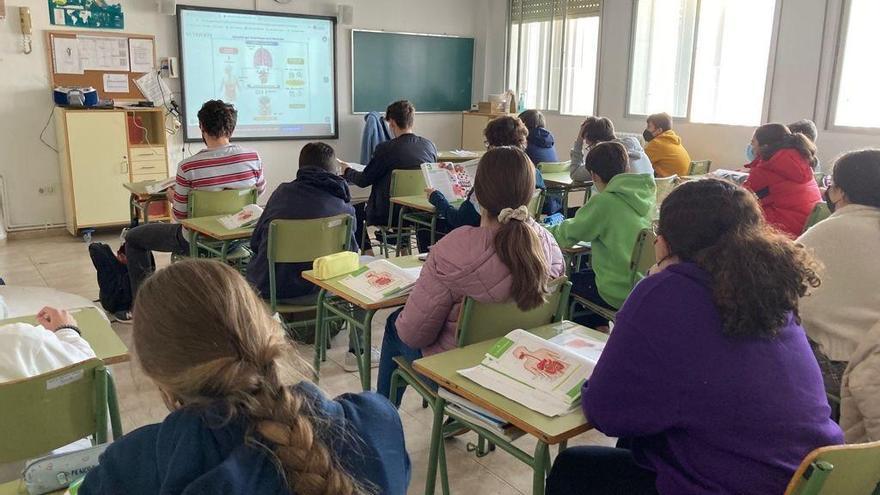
745;143;755;162
823;188;838;213
642;129;654;142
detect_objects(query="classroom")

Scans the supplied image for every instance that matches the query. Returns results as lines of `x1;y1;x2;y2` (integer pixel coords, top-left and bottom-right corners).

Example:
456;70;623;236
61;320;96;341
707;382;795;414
0;0;878;493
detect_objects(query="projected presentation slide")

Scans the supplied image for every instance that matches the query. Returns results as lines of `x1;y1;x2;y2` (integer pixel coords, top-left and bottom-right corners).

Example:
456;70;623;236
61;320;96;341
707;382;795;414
178;7;337;141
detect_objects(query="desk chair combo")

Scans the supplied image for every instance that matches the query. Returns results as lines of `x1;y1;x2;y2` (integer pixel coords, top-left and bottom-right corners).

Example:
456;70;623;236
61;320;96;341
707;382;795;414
783;440;880;495
803;202;832;234
388;277;571;495
688;160;712;176
362;169;426;257
176;188;258;266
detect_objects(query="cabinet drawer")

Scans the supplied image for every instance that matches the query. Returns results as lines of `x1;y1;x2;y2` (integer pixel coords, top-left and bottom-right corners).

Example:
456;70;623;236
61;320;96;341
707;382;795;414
131;172;169;183
131;160;167;175
129;146;166;161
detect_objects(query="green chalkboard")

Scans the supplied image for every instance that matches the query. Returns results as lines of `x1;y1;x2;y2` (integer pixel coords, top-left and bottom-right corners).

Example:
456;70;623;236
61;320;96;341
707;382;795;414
352;30;474;113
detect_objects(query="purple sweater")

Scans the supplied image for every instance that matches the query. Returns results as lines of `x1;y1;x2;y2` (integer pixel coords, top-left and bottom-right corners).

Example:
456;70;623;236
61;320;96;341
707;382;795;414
583;262;843;494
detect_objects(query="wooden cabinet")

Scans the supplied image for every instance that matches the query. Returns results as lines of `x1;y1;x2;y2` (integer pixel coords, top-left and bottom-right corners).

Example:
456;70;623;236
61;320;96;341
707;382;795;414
55;108;170;235
461;111;514;150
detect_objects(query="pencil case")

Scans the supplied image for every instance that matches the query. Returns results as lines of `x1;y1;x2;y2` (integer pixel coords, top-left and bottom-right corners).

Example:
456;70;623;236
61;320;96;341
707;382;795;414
313;251;360;280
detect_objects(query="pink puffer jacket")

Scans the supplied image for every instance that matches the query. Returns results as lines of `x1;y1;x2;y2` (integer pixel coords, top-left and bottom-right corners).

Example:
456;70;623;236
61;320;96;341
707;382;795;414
396;219;565;356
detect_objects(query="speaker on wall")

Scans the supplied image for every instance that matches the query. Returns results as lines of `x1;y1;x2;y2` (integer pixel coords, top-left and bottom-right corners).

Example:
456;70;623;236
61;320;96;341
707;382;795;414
337;4;353;25
157;0;176;15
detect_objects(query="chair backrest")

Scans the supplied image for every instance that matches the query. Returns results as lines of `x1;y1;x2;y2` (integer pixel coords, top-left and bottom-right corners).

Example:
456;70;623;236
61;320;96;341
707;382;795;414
390;169;427;197
0;359;107;462
456;277;571;347
803;202;832;234
814;172;827;188
688;160;712;175
536;161;571;174
527;189;545;220
783;440;880;495
653;175;680;220
629;228;657;286
189;188;258;217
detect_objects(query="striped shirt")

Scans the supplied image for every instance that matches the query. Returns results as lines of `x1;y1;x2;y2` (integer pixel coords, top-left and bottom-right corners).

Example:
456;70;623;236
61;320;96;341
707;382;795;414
172;144;265;220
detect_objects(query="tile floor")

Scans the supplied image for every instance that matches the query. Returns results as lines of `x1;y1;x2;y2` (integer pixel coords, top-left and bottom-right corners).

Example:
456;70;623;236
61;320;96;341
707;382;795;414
0;229;614;494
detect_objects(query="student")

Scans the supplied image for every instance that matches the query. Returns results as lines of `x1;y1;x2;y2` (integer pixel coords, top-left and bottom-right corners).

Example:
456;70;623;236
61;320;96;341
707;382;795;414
570;116;653;181
743;123;821;238
841;320;880;443
0;306;94;381
426;116;546;233
247;142;357;301
79;260;409;495
642;112;691;177
798;149;880;399
549;142;655;328
519;109;558;165
377;147;565;399
124;100;265;299
547;179;843;495
789;119;821;171
342;100;437;249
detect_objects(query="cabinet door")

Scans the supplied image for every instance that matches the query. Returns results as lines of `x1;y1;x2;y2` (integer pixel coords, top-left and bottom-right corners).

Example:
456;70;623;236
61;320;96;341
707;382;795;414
66;112;131;227
461;115;490;150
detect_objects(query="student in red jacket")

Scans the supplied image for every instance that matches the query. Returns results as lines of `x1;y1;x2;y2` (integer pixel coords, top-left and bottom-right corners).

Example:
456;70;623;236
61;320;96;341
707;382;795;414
743;123;821;237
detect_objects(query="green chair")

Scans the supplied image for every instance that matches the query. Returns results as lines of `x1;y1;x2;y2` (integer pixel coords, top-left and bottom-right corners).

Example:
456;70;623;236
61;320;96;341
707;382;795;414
803;202;832;234
688;160;712;176
536;161;571;174
265;214;354;370
570;228;656;324
814;172;827;188
183;188;259;264
653;175;680;221
389;277;571;495
783;440;880;495
528;189;545;220
0;359;123;463
373;169;425;257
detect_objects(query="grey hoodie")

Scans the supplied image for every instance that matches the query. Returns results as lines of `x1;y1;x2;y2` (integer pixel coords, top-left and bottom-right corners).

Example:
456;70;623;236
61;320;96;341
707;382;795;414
569;136;654;182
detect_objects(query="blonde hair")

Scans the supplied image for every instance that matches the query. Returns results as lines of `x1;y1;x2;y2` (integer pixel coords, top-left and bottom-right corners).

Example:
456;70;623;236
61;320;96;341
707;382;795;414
132;260;362;495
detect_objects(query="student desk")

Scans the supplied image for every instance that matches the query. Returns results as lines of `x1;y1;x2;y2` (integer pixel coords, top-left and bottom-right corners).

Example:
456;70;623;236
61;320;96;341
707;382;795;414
123;180;169;227
414;322;605;495
301;255;424;391
177;215;255;262
541;173;592;217
391;195;463;252
561;242;591;277
436;150;484;163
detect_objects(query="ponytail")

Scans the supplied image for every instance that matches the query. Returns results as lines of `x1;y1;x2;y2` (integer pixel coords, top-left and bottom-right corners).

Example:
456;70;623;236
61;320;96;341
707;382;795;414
495;218;550;311
755;123;817;167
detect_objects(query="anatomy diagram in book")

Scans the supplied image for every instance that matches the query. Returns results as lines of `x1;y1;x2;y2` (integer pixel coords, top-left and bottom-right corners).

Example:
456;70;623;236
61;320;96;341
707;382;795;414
512;346;568;379
365;271;393;289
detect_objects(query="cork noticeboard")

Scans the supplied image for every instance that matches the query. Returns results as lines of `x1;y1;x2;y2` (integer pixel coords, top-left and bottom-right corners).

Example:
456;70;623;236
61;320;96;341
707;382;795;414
46;30;156;101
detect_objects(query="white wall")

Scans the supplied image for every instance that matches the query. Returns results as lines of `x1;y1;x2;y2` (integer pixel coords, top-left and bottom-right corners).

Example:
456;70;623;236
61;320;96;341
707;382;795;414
485;0;880;174
0;0;491;229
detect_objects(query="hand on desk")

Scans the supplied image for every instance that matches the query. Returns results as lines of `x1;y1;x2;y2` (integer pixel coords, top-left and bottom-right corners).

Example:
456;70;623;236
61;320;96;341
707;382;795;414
424;187;437;199
37;306;77;332
337;159;350;175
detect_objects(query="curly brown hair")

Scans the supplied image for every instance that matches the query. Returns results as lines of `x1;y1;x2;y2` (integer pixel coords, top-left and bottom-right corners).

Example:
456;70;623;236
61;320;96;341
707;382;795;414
483;116;528;149
197;100;238;138
658;179;821;338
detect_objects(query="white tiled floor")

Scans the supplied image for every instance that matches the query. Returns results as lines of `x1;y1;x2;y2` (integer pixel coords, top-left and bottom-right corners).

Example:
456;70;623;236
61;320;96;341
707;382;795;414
0;229;614;494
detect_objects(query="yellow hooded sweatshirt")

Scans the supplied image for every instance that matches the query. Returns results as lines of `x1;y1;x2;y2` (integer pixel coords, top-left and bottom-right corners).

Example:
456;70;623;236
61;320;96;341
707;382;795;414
644;130;692;177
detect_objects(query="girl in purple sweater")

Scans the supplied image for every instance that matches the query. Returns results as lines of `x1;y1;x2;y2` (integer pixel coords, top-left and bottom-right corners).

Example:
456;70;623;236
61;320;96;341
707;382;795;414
547;179;843;495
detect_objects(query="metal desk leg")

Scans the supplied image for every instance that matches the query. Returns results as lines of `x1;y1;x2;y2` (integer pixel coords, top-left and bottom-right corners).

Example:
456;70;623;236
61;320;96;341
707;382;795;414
129;194;140;228
396;206;408;257
533;441;550;495
425;396;447;495
357;310;375;391
220;240;230;262
313;289;328;380
188;230;199;257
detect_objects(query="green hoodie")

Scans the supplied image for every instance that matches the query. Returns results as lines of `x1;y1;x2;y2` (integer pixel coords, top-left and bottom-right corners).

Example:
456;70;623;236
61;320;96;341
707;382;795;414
549;173;656;308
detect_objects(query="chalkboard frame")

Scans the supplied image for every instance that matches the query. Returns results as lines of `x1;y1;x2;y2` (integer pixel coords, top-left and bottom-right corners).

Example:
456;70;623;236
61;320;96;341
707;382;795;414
350;29;475;114
177;4;339;142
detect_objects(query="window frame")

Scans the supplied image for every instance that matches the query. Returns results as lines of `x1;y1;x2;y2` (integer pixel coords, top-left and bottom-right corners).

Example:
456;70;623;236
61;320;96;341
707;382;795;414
504;0;605;117
623;0;783;128
826;0;880;134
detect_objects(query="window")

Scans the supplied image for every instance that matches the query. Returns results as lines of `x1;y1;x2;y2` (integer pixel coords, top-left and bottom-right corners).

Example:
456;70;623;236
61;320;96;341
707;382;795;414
832;0;880;129
508;0;602;115
628;0;777;126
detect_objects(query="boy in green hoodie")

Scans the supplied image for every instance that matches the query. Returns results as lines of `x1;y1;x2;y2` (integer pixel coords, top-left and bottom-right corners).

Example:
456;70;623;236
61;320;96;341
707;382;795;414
548;141;656;327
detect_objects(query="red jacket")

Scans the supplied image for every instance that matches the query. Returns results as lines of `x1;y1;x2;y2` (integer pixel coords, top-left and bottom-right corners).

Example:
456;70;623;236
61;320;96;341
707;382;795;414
744;148;821;238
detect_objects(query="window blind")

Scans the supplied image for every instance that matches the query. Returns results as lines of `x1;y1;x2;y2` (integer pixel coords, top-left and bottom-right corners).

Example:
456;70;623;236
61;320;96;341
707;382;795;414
510;0;600;22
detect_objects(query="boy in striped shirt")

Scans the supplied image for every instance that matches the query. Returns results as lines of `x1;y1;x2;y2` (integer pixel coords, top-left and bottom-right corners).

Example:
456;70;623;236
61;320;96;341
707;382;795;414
124;100;264;302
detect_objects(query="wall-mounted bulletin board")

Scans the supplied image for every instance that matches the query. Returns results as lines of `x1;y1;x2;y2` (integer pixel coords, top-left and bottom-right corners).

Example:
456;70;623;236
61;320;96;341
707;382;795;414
45;30;156;101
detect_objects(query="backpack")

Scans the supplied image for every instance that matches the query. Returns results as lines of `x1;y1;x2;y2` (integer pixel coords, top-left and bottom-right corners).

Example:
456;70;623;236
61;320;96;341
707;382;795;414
88;243;133;314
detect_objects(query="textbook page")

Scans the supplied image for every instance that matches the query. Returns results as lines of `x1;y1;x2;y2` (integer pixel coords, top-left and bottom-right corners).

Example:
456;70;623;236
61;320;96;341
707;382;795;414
421;161;477;201
338;259;419;302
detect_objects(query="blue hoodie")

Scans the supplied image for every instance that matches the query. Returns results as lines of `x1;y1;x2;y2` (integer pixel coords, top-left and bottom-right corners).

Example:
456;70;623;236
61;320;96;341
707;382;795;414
525;127;559;165
80;382;410;495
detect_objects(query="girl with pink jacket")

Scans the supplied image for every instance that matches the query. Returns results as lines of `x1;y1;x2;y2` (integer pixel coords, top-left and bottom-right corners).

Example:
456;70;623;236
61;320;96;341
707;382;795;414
376;147;565;400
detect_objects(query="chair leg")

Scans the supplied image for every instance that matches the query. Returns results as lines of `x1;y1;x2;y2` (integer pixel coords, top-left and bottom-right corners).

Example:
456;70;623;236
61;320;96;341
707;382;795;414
313;290;327;382
107;371;123;440
389;369;405;408
425;397;447;495
438;434;450;495
532;441;550;495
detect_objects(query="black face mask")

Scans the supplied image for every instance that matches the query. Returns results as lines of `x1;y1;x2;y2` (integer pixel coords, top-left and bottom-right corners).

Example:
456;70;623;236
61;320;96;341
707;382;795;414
823;188;837;213
643;129;654;142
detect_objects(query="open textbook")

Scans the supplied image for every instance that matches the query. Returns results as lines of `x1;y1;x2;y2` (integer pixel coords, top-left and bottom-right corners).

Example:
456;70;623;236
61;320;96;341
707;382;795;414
458;325;605;417
218;204;263;230
143;177;177;194
421;161;478;201
709;169;749;186
338;259;422;302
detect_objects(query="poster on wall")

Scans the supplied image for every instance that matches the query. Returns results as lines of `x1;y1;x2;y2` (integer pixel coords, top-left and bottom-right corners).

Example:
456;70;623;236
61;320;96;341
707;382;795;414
48;0;125;30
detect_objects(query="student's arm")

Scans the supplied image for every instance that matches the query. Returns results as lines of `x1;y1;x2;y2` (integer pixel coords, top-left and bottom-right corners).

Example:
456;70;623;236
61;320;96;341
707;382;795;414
343;145;391;188
569;138;592;182
171;170;192;221
52;328;97;360
846;368;880;442
582;284;680;437
547;197;606;248
743;165;774;204
253;154;267;195
534;169;546;190
36;307;95;361
395;255;455;350
429;191;480;228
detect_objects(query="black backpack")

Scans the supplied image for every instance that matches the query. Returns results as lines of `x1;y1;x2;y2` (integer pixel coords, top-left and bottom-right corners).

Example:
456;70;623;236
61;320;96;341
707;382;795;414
88;243;132;314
